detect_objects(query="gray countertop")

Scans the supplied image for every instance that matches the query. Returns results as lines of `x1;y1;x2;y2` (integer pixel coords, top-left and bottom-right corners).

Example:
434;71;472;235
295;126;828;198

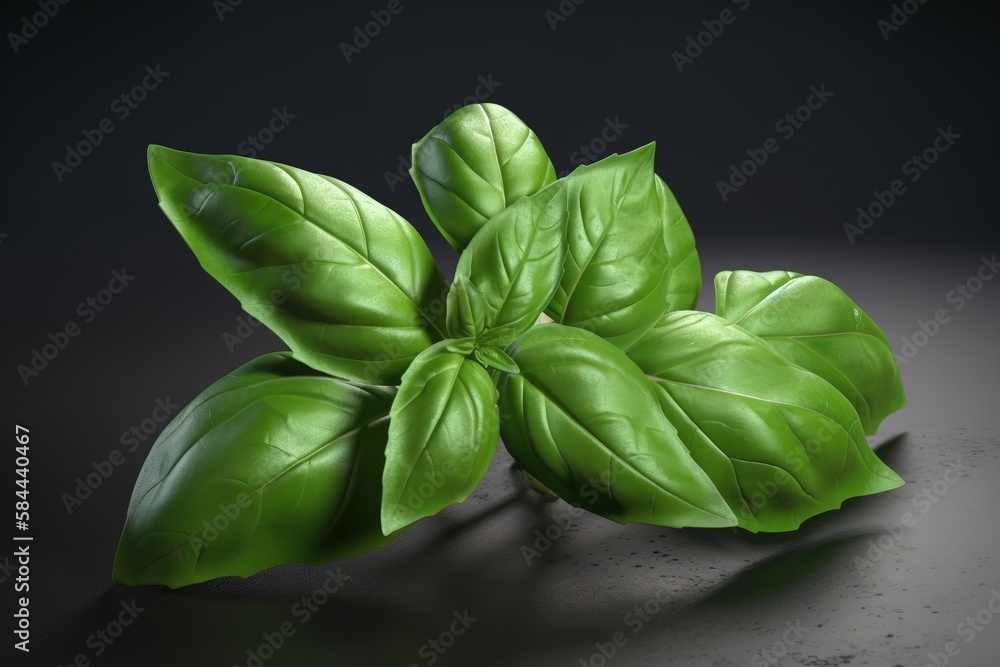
13;243;998;667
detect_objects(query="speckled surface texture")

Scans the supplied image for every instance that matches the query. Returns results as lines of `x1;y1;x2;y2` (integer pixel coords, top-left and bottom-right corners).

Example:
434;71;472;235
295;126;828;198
10;244;997;666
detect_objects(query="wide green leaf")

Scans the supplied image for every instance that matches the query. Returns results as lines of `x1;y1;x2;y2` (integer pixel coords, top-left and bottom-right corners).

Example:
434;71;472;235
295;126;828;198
113;353;398;588
544;144;676;348
447;182;568;339
148;145;448;385
497;324;737;528
625;311;905;532
410;103;557;250
715;270;906;433
381;341;500;534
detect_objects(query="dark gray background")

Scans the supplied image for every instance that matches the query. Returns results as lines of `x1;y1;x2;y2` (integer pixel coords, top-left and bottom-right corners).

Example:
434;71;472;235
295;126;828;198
3;1;998;665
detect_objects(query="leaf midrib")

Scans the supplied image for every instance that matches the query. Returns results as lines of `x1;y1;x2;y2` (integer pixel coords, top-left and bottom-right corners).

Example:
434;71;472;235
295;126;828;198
132;401;390;574
157;157;445;339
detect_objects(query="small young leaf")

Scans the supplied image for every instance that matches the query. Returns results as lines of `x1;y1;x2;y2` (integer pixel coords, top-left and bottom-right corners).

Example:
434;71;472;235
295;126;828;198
448;182;568;338
147;145;448;385
498;324;737;528
446;276;489;340
625;311;905;532
113;353;398;588
474;345;520;374
715;270;906;434
545;144;676;348
381;341;500;534
444;337;476;355
411;103;557;250
476;326;516;349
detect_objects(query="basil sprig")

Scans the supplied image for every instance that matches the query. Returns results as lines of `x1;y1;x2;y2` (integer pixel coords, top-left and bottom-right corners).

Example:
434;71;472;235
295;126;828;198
116;103;905;587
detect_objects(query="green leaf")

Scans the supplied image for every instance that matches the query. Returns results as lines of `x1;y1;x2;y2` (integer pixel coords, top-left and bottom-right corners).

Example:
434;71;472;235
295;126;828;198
444;337;476;355
113;353;398;588
474;345;520;374
445;276;489;340
624;311;905;533
545;144;677;348
410;103;557;250
148;145;448;385
657;176;701;311
715;270;906;434
381;341;500;534
476;326;516;349
448;182;568;338
497;323;737;529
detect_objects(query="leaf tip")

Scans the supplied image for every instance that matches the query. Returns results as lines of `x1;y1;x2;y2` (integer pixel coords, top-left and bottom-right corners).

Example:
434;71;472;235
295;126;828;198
379;507;412;536
147;143;181;170
877;465;906;492
632;141;657;161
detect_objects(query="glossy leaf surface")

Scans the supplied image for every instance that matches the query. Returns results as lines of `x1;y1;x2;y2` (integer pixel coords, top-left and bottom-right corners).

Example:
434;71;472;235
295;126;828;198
411;103;557;250
448;183;567;339
715;270;906;433
545;145;675;348
445;276;490;340
498;324;737;528
381;341;500;534
474;345;519;374
114;353;397;588
625;311;905;532
148;145;448;385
